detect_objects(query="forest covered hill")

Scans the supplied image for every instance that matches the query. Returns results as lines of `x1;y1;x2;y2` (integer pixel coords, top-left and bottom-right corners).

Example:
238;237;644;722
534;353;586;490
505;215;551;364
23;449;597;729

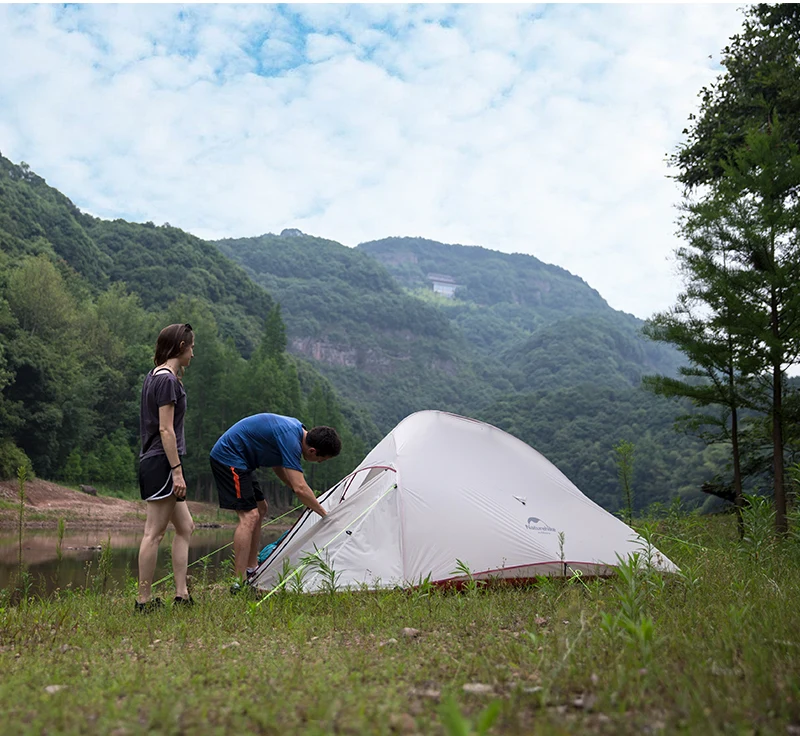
0;152;721;513
218;230;714;512
215;232;498;433
358;236;684;383
0;155;370;500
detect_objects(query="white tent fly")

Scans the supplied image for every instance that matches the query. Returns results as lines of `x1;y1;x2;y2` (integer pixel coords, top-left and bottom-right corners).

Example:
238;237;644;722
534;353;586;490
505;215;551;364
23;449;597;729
251;410;677;593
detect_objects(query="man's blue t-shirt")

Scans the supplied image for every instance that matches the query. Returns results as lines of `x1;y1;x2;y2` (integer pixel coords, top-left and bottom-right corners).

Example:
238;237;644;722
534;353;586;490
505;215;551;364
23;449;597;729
210;414;304;472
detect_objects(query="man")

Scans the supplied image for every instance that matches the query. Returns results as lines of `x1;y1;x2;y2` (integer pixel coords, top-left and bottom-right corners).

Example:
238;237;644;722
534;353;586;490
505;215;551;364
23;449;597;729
209;413;341;590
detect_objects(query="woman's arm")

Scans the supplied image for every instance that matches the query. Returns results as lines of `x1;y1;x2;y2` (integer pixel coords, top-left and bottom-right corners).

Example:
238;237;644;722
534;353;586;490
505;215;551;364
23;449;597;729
158;403;186;499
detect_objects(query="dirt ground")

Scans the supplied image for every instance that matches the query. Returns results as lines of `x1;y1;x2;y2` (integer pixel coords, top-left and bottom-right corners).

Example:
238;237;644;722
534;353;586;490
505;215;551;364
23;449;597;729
0;478;223;529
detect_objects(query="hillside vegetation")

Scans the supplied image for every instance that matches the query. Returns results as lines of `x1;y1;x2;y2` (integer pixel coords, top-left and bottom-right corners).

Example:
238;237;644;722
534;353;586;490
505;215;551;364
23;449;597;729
217;231;715;513
0;154;369;501
216;233;498;434
0;153;729;514
359;236;683;380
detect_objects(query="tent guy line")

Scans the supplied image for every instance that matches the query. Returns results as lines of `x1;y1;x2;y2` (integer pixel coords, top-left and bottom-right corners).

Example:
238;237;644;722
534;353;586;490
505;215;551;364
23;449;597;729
149;502;304;590
254;483;399;608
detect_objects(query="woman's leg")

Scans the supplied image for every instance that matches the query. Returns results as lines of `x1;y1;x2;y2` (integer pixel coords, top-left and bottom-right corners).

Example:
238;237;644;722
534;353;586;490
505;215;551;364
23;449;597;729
170;501;195;599
137;496;177;604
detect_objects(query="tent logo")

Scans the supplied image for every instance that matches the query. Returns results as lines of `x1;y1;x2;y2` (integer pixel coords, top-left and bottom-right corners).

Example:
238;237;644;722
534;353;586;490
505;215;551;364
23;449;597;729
526;516;556;533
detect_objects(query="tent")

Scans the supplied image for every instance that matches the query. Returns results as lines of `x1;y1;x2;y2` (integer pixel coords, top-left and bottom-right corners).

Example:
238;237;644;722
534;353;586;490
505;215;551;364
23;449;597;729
251;410;677;593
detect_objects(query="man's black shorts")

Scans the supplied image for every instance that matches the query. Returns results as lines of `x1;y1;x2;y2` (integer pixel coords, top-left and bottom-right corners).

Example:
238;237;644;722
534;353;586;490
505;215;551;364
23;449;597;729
139;454;186;502
210;456;264;512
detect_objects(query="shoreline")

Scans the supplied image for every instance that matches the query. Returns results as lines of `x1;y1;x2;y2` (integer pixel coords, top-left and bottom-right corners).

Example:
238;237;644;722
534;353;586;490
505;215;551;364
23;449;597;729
0;519;241;531
0;515;295;532
0;477;298;532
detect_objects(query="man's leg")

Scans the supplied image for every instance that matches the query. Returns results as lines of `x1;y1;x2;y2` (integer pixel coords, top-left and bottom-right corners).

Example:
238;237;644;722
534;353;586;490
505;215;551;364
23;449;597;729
247;499;268;571
233;508;260;578
211;457;252;580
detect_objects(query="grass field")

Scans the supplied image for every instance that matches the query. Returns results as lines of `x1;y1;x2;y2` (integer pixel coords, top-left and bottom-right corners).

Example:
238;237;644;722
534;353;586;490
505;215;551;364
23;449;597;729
1;504;798;735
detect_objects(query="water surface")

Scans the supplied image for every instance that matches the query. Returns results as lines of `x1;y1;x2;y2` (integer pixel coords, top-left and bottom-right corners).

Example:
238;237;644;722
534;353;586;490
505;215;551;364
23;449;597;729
0;527;284;597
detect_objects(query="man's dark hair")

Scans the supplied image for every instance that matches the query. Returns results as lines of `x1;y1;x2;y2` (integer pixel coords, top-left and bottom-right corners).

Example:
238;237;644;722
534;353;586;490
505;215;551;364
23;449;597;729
306;426;342;458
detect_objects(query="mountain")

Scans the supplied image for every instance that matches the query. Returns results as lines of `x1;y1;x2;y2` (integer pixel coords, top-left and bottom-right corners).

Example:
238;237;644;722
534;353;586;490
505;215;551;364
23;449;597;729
218;231;684;418
0;155;369;496
215;231;501;434
0;152;717;513
358;236;684;385
217;230;714;513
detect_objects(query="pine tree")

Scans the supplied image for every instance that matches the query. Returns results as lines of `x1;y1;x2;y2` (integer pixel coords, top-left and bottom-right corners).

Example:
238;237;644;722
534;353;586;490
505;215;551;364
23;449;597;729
670;6;800;533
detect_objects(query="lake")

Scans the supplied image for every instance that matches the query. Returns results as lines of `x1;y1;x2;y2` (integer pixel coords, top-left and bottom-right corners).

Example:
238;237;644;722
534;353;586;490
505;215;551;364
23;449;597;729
0;526;285;597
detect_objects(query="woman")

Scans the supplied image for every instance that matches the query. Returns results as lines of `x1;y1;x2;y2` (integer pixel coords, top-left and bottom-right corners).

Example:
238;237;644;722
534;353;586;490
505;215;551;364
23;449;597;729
135;323;196;612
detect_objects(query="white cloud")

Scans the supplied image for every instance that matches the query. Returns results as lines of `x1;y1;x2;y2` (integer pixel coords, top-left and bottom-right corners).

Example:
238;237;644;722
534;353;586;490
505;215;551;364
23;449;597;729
0;3;748;319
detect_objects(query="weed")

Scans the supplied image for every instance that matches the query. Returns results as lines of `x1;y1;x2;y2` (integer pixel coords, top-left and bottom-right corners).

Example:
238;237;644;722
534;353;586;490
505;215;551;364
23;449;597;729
440;696;501;736
56;518;65;562
17;463;27;571
535;574;558;597
12;568;34;607
599;553;658;663
275;556;310;595
411;571;434;599
94;535;113;594
739;493;775;562
451;559;485;595
301;546;342;596
675;560;701;598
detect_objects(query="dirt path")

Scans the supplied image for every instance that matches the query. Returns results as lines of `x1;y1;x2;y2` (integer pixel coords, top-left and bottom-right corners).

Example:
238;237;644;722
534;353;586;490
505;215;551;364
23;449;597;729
0;478;225;529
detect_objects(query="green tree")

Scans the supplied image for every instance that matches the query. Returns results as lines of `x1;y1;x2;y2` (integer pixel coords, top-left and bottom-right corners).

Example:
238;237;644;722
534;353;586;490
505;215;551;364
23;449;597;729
658;125;800;533
259;304;288;359
613;439;635;524
63;449;83;484
671;6;800;533
6;255;77;339
674;4;800;189
105;428;137;487
715;126;800;533
643;251;758;535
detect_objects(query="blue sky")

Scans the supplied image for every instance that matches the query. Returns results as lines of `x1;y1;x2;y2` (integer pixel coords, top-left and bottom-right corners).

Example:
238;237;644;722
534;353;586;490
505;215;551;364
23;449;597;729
0;3;747;319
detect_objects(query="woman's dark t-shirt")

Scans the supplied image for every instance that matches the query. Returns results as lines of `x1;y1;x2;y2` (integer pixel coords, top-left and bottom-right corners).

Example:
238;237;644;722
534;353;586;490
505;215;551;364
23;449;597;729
139;368;187;460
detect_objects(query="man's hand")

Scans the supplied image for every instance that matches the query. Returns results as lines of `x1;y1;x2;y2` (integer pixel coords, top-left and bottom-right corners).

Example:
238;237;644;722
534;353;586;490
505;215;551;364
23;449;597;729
277;467;327;517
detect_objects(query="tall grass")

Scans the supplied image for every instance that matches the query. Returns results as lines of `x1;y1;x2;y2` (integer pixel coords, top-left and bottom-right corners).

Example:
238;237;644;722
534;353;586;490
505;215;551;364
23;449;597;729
56;517;65;562
614;439;635;524
16;463;26;570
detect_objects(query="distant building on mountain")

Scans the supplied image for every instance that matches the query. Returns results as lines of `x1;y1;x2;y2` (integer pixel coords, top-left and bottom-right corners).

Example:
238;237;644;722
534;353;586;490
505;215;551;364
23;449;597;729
280;228;305;237
427;273;462;299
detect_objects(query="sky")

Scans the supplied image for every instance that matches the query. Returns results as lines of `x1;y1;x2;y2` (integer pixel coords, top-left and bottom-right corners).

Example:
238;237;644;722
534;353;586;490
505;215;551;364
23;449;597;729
0;3;748;320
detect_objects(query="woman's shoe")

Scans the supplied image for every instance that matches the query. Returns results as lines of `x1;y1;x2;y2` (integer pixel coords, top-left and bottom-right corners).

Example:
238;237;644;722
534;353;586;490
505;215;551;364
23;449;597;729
173;595;194;606
134;597;164;613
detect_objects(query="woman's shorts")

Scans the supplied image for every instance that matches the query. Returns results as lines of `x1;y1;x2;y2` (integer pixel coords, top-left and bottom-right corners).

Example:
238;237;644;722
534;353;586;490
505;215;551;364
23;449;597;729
210;456;264;512
139;454;186;502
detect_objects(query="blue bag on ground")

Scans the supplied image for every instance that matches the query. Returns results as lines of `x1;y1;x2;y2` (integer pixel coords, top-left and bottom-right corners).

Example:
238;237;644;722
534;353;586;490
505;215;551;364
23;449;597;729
258;530;289;564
